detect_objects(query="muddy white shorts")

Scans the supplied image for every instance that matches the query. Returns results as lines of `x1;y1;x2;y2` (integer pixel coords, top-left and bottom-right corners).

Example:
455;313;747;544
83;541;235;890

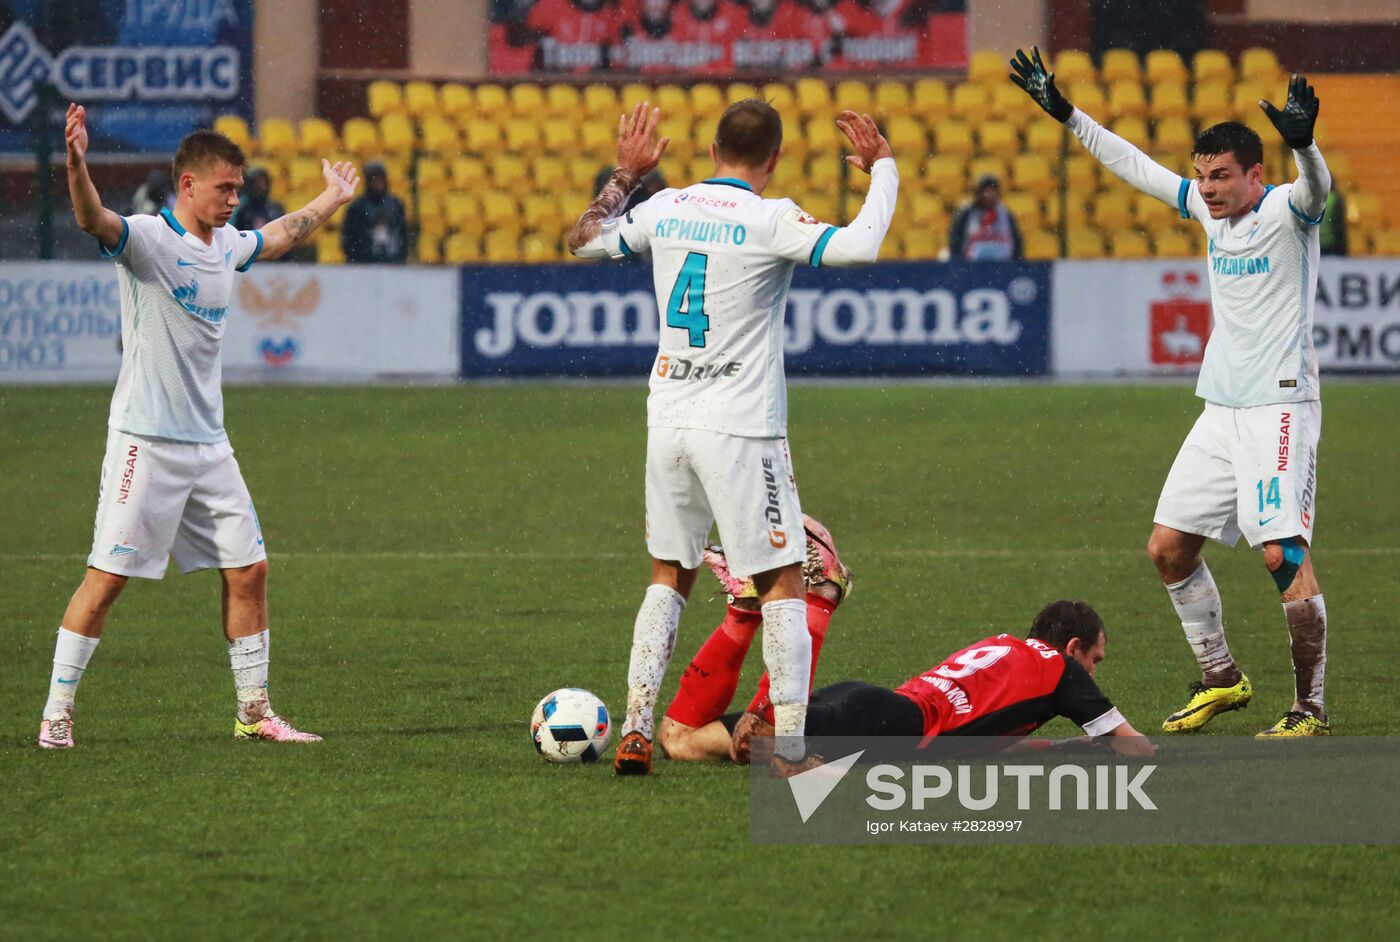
87;428;267;579
1155;400;1320;549
644;426;805;578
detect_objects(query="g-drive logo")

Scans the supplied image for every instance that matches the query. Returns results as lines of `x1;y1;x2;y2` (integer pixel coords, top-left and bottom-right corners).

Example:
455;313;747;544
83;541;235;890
0;23;240;125
787;751;1157;824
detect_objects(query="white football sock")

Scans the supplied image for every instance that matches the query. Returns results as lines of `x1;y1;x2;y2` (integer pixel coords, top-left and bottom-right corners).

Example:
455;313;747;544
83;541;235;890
622;584;684;739
228;629;272;724
43;627;100;720
1284;595;1327;719
1165;561;1240;686
762;598;811;760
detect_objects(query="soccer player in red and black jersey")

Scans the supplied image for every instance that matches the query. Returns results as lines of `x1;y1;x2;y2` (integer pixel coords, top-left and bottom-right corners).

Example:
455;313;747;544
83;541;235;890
660;594;1154;764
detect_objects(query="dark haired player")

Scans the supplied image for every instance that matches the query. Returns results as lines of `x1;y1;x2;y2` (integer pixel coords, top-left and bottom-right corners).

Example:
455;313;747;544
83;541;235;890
1012;50;1333;737
38;106;359;749
568;100;898;774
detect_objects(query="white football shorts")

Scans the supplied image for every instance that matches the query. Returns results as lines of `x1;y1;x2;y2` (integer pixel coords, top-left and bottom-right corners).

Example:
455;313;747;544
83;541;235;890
87;429;267;579
1155;400;1320;549
644;426;805;578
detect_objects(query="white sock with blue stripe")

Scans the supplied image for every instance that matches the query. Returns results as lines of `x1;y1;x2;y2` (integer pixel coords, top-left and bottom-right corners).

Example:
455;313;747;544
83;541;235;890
43;627;100;720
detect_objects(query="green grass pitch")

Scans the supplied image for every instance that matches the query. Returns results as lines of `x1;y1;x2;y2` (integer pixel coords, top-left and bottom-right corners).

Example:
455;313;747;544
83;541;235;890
2;382;1399;940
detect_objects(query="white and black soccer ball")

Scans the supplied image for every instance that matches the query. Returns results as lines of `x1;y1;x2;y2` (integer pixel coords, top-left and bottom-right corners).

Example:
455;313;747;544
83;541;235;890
531;688;611;764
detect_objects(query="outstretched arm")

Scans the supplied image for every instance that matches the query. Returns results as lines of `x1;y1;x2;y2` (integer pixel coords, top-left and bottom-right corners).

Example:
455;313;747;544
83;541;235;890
569;101;669;257
1261;75;1331;222
64;104;124;251
816;111;898;267
257;160;360;261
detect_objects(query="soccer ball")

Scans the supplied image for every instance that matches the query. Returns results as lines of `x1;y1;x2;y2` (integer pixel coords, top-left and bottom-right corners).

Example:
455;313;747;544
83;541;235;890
531;688;611;764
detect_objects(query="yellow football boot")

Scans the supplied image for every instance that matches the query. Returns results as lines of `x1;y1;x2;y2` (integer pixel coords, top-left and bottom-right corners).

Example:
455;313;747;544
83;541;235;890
1162;675;1253;732
1256;710;1330;738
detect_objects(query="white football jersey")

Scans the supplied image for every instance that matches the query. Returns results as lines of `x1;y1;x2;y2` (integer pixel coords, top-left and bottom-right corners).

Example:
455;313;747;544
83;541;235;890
102;210;263;443
596;178;838;438
1177;180;1321;407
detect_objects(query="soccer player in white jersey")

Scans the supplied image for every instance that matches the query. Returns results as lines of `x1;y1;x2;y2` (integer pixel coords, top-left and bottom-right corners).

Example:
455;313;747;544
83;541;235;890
1012;50;1332;737
568;100;898;774
37;104;359;749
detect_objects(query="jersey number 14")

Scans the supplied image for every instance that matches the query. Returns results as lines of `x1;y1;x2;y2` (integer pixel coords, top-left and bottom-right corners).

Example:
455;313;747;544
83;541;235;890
666;252;710;348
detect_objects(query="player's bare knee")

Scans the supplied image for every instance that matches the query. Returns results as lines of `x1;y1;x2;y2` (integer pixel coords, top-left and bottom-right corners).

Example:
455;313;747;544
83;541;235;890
223;559;268;595
83;567;128;605
657;718;695;760
1263;537;1307;594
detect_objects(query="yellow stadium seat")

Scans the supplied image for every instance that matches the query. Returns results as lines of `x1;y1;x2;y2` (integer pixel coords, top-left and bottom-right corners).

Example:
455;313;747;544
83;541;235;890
911;78;948;121
874;81;910;119
416;189;445;226
286;157;321;192
504;118;540;153
933;120;974;158
379;115;416;156
474;84;509;115
533;156;567;191
886;117;927;162
522;194;563;232
1369;230;1400;256
317;231;345;264
583;84;618;121
655;117;693;160
379;156;410;194
1153;229;1194;257
686;156;714;184
490;154;529;189
421;116;460;157
417;233;442;265
1240;47;1282;85
443;232;481;264
481;192;519;230
1110;230;1151;259
579;122;615;159
807;157;841;193
485;229;522;262
1324;151;1352;188
1065;155;1100;191
544;84;581;120
1193;49;1232;86
967;50;1006;86
1110;116;1150;149
835;80;873;113
1066;82;1107;114
901;229;941;261
1108;81;1148;119
805;116;839;155
1145;49;1188;85
1093;192;1134;231
214;115;251;152
950;83;989;121
688;83;724;117
906;191;949;227
1149;82;1190;120
451;156;487;189
1153;117;1194;155
1023;228;1059;260
257;118;297;159
989;84;1032;124
566;157;598;190
368;80;404;118
620;82;652;112
1011;153;1057;199
1192;83;1232;125
727;83;760;106
440;83;473;121
1025;119;1066;158
522;232;559;263
1132;190;1172;228
341;118;380;159
561;189;591;219
444;192;479;230
404;81;440;120
976;121;1019;158
1045;192;1091;228
541;118;578;154
761;83;796;115
795;78;831;117
1101;49;1140;85
968;156;1007;187
1232;83;1269;120
802;194;840;225
1003;192;1042;230
415;157;449;197
1052;50;1096;87
509;84;547;119
462;119;502;154
1067;227;1106;258
922;156;964;200
1347;192;1384;233
652;83;686;116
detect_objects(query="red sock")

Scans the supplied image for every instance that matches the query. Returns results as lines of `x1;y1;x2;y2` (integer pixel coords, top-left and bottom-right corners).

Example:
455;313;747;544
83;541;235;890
746;593;836;724
663;605;762;728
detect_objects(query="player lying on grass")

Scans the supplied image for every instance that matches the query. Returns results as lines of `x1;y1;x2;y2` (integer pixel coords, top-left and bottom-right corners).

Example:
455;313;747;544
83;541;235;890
657;522;1153;765
38;105;358;749
1011;50;1333;738
567;99;898;776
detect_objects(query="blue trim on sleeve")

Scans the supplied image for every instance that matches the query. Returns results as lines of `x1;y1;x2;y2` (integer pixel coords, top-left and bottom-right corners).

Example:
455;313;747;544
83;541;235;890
702;177;755;192
1288;199;1326;225
809;226;838;267
1252;184;1276;213
1176;178;1191;219
98;216;129;258
235;229;264;272
159;207;187;236
618;232;635;257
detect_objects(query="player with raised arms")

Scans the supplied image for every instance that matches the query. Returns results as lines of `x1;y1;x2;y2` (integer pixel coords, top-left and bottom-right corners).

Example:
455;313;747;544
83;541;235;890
568;100;898;774
37;105;359;749
1010;49;1332;736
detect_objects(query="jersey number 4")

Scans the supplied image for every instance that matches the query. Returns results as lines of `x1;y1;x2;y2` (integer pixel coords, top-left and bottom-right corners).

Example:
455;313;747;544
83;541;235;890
666;252;710;348
933;645;1012;680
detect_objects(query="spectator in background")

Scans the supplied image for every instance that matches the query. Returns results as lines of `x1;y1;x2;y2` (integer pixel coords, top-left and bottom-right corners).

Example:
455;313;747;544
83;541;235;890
948;174;1023;261
230;167;285;233
129;169;173;216
341;162;408;264
1320;188;1347;256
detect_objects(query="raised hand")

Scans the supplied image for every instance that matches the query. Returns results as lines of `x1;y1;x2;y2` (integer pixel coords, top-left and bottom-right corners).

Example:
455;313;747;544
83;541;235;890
616;101;669;178
321;159;361;205
1009;46;1074;122
837;110;893;174
1260;75;1320;149
65;103;89;165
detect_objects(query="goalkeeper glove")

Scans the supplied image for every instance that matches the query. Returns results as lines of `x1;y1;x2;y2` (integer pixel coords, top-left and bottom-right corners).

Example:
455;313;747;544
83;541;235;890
1260;74;1320;149
1009;46;1074;123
